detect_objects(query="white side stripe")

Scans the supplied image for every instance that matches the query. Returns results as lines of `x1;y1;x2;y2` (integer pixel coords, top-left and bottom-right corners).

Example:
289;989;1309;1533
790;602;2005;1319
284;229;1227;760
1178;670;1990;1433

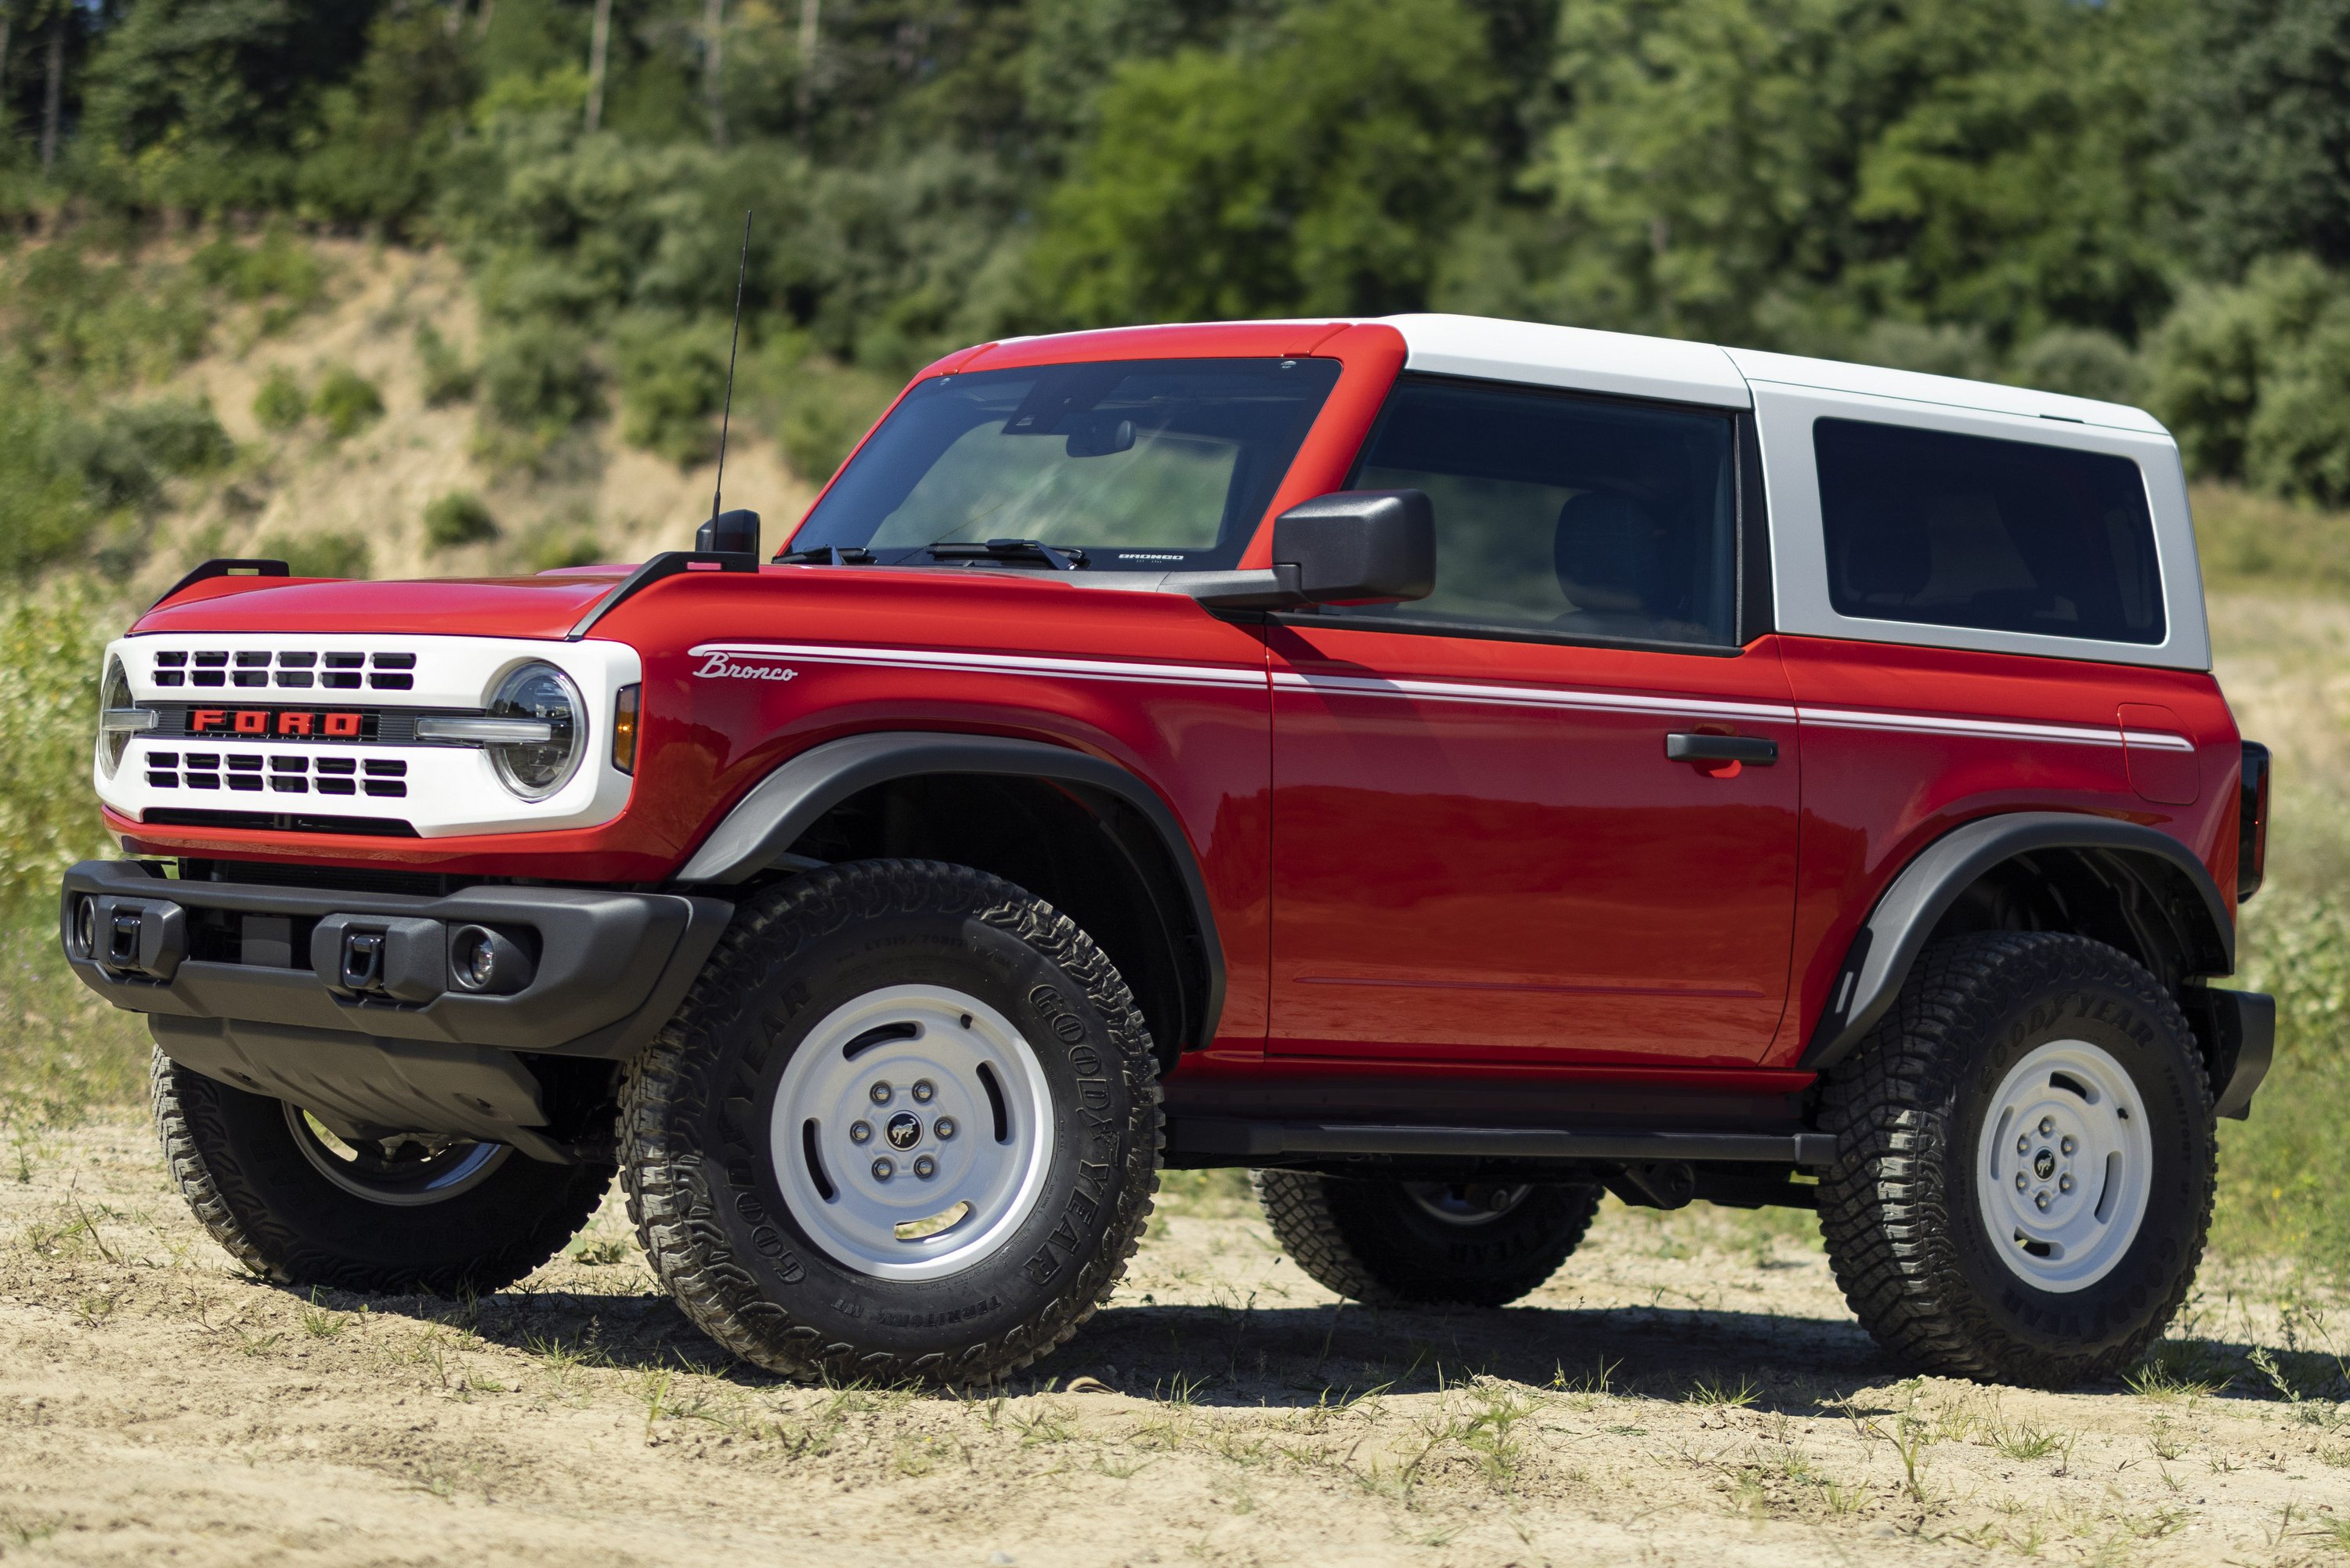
1797;706;2122;749
694;641;2196;752
1271;669;1796;724
686;642;1265;690
2121;729;2200;753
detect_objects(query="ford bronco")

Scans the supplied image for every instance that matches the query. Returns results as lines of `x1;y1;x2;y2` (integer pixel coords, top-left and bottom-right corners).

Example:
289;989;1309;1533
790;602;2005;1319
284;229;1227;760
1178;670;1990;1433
63;315;2273;1389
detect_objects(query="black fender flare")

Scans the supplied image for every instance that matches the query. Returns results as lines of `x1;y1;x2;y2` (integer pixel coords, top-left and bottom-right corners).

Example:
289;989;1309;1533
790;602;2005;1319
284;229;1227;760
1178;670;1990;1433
673;731;1227;1046
1799;812;2234;1072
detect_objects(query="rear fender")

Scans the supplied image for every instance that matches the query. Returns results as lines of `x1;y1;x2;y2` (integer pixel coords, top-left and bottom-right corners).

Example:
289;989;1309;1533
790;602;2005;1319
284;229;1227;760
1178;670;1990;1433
1800;812;2233;1072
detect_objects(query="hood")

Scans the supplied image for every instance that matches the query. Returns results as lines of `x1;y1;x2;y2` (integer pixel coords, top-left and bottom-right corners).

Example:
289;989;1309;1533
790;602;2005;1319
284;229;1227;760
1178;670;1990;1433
131;570;629;641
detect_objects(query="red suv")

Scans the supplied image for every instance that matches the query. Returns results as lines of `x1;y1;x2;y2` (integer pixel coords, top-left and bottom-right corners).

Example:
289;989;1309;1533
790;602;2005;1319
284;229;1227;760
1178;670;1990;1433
65;316;2272;1389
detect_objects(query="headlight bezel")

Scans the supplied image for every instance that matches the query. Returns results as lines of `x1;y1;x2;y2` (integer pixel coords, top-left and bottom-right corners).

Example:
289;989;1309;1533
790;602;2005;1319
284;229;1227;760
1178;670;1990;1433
97;656;133;779
483;661;587;800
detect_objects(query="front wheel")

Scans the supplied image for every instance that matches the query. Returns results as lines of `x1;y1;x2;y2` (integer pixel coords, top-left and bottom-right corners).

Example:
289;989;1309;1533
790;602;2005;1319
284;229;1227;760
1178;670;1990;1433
151;1050;613;1295
1817;932;2216;1388
620;860;1162;1383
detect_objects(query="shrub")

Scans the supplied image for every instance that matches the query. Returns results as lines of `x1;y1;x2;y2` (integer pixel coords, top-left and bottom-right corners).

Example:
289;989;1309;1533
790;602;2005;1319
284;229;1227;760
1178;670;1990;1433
0;580;114;911
772;356;899;485
262;531;371;579
252;368;308;431
416;323;476;406
110;399;234;476
311;365;385;439
423;490;497;548
3;240;215;386
2247;310;2350;505
1856;320;1998;381
475;323;605;471
190;227;327;309
46;401;223;515
2007;327;2145;405
2148;255;2341;481
617;316;727;466
479;323;603;435
531;532;607;571
0;394;92;573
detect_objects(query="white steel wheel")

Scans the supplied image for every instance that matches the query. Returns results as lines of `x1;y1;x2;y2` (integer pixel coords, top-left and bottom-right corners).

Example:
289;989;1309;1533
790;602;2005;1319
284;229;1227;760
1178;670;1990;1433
769;983;1057;1281
1974;1038;2153;1292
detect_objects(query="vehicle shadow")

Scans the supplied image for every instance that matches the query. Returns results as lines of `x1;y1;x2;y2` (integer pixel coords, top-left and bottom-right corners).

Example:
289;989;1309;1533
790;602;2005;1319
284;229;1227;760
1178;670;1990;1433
344;1281;2313;1412
362;1279;1929;1411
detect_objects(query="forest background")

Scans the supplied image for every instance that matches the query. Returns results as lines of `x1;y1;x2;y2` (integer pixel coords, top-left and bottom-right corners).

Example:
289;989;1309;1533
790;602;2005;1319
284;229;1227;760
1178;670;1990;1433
5;0;2350;1279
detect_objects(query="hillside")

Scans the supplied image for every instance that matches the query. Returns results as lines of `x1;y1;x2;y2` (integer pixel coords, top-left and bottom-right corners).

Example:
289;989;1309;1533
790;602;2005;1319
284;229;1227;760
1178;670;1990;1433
105;241;818;597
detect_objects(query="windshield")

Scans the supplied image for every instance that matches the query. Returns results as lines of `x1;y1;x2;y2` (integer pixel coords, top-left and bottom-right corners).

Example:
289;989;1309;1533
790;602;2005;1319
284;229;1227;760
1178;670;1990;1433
787;356;1343;569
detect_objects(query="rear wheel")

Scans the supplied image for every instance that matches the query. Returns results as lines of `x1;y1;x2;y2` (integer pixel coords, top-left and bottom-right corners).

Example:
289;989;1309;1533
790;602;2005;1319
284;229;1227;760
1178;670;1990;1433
1254;1169;1603;1307
151;1050;611;1295
1817;932;2215;1387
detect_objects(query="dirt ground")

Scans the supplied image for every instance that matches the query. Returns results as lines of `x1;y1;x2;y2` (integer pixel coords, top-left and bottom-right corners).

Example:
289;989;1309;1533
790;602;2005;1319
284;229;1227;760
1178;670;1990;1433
0;1121;2344;1566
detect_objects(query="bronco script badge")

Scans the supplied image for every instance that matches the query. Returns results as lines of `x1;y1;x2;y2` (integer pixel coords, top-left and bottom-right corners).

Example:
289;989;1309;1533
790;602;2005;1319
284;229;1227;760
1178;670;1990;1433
689;645;801;682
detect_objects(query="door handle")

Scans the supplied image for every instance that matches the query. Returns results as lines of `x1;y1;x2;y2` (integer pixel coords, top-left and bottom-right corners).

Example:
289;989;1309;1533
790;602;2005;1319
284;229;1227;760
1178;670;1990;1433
1665;732;1779;766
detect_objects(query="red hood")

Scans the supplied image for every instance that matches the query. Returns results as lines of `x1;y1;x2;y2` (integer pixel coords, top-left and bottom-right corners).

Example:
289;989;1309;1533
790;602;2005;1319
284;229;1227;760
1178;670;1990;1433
131;571;627;640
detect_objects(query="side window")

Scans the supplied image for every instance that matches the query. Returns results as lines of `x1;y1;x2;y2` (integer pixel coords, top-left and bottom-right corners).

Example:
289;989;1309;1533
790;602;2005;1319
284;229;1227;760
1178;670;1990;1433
1343;378;1740;645
1815;419;2165;645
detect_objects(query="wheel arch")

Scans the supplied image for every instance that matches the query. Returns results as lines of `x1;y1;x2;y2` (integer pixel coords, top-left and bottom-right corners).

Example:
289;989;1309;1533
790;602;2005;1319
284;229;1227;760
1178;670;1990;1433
672;732;1226;1064
1801;812;2233;1074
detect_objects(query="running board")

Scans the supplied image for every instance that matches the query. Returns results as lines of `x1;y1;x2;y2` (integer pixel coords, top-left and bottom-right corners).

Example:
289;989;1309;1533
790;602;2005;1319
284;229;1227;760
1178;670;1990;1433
1170;1119;1839;1167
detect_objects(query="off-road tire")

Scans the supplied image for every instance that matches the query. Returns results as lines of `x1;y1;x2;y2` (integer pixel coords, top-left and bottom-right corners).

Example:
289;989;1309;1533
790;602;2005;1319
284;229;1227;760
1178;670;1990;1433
1817;931;2216;1388
1253;1170;1603;1307
150;1049;613;1295
619;858;1162;1383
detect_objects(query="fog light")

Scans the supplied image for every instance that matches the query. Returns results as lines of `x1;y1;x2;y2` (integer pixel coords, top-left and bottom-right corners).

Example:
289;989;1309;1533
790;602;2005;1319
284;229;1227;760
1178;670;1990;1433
459;929;496;988
72;896;95;957
446;924;536;995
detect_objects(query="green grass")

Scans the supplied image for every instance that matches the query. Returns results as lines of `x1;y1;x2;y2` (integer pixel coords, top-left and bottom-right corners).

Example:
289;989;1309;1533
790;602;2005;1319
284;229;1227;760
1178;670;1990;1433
2192;482;2350;597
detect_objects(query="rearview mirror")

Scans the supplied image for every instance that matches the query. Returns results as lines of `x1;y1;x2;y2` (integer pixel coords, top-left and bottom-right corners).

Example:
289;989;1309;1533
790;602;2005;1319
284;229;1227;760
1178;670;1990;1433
1271;490;1435;604
1065;415;1137;458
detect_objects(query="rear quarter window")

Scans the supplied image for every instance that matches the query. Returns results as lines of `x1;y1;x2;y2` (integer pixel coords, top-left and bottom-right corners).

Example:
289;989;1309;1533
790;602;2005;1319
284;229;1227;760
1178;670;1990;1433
1814;418;2165;645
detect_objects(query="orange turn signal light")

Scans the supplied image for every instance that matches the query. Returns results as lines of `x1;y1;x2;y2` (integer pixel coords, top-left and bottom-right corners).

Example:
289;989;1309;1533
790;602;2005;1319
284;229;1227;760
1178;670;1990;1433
613;685;640;775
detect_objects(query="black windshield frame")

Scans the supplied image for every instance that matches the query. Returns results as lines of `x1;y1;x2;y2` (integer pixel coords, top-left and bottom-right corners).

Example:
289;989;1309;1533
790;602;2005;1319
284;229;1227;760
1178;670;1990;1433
786;356;1343;571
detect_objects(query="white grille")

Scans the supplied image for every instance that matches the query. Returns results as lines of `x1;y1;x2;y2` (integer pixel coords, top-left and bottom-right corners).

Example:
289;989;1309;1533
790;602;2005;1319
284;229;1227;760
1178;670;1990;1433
147;645;418;692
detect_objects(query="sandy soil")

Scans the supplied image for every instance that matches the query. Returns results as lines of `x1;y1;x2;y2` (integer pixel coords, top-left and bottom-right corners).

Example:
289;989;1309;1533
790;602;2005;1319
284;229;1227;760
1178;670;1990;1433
0;1120;2344;1567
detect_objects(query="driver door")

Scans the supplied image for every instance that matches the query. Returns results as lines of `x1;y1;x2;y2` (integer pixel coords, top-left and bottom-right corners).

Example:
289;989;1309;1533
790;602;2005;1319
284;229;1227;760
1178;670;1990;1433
1266;378;1801;1066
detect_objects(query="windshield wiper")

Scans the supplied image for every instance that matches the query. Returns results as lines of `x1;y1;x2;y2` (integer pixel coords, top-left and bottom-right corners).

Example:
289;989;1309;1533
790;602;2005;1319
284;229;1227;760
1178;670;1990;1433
775;545;875;565
926;539;1090;571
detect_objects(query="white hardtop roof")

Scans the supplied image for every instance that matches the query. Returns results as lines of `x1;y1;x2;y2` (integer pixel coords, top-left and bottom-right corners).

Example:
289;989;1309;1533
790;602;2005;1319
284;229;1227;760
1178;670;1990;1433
1381;313;2167;435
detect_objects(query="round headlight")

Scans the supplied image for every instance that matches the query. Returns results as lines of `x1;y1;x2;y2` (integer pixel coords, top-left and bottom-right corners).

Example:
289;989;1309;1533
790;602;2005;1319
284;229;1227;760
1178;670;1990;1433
485;663;584;800
98;657;132;778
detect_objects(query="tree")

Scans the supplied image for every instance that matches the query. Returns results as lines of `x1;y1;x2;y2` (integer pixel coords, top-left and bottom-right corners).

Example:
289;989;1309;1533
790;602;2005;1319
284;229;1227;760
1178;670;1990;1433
79;0;381;208
2171;0;2350;274
1030;0;1499;324
1529;0;2175;349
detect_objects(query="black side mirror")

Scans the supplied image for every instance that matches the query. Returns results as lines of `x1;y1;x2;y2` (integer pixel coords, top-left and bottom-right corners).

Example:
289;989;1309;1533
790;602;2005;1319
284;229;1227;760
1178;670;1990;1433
1270;490;1435;604
696;508;761;558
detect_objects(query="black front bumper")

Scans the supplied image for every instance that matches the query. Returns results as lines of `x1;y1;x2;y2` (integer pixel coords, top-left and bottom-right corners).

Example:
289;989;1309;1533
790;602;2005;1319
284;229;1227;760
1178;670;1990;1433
62;859;730;1058
61;861;733;1160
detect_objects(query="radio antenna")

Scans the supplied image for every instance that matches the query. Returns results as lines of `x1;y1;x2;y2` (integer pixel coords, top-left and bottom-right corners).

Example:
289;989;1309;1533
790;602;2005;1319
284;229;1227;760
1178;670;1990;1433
710;208;752;528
